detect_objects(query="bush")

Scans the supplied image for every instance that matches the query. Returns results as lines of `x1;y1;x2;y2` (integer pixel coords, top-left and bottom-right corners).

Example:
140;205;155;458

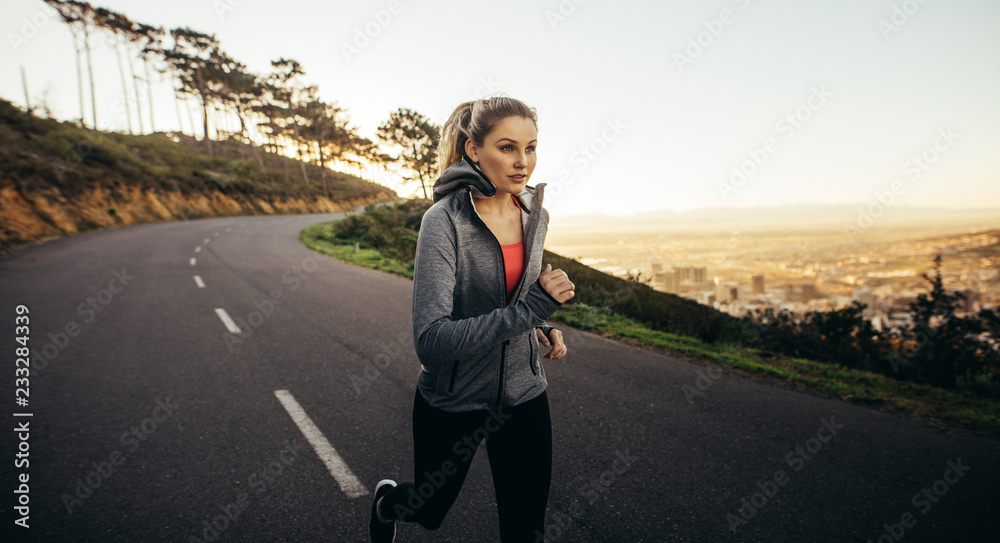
331;200;426;259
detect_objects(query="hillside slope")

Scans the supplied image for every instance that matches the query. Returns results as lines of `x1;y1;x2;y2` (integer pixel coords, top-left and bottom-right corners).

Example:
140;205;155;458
0;99;395;252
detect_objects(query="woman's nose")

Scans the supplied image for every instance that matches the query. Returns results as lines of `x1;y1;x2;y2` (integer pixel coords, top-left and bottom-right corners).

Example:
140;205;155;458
514;151;527;168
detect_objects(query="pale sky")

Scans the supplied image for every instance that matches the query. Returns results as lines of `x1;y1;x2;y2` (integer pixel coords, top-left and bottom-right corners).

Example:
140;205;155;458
3;0;998;218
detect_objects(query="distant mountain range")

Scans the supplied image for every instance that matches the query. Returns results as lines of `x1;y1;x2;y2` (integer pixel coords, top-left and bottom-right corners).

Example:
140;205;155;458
552;204;1000;229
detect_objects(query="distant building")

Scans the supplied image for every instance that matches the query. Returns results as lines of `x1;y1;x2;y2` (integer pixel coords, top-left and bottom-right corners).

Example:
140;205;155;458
658;270;679;293
751;274;765;295
715;277;739;302
801;283;818;301
852;286;875;318
784;284;796;302
677;266;707;283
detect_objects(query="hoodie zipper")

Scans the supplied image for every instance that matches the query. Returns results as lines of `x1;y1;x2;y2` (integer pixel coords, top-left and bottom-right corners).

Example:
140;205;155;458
468;188;544;410
468;191;516;410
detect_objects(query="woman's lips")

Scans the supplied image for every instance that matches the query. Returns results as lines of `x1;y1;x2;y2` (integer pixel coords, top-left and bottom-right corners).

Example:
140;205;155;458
509;174;527;181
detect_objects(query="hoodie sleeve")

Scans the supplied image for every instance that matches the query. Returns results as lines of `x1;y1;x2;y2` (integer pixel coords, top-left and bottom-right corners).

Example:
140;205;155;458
411;205;562;366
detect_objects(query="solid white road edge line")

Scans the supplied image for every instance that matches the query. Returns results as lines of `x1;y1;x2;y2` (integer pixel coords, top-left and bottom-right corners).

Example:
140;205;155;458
214;308;242;334
273;389;369;498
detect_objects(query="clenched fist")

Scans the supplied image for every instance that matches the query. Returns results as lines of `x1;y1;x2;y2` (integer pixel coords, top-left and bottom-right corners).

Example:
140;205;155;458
539;263;575;303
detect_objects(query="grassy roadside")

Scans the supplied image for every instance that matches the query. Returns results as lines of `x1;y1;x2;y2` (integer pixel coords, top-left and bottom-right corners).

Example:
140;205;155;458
301;220;414;278
301;220;1000;436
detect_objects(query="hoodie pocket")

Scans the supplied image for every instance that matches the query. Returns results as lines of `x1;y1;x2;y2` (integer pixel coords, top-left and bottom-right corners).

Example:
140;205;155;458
447;360;459;393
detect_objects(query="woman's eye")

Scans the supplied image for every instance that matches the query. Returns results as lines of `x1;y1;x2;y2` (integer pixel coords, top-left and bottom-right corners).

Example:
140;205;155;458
526;146;536;153
501;145;514;151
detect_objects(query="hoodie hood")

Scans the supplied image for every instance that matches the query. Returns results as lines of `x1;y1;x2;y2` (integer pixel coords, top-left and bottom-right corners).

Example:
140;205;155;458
432;156;497;203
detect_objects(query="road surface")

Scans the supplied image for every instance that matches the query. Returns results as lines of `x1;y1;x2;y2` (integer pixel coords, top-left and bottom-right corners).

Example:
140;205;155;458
1;212;997;542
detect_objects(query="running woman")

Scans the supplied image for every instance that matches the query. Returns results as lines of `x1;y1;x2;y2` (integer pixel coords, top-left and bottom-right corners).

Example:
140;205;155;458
368;95;575;542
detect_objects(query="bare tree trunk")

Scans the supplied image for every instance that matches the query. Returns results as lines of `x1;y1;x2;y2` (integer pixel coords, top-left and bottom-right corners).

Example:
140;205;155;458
114;42;133;134
297;148;309;185
185;95;197;139
201;99;210;148
292;124;309;185
237;109;264;168
20;65;32;114
144;61;155;132
127;48;144;134
84;25;98;129
71;28;86;127
195;68;212;156
315;136;330;198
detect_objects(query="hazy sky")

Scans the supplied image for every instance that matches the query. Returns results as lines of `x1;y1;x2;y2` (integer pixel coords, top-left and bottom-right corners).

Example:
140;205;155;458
2;0;998;218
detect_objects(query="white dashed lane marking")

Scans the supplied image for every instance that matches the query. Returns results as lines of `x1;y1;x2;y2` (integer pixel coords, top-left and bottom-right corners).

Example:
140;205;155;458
274;390;369;498
189;258;196;266
214;308;241;334
191;224;365;498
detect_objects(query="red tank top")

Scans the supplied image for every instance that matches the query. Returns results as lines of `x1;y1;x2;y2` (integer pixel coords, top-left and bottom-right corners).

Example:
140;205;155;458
500;194;524;301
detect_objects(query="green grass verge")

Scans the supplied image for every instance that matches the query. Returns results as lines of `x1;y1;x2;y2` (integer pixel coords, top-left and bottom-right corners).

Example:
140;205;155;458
300;220;1000;435
301;221;414;278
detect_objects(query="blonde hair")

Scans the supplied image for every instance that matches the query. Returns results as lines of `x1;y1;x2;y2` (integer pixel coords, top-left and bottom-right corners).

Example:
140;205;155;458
436;95;538;178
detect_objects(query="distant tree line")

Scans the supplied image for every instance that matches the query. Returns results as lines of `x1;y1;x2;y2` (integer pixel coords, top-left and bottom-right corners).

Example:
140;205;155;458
41;0;440;198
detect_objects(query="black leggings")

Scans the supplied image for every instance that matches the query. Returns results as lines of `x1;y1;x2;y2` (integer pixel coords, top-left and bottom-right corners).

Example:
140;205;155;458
380;389;552;542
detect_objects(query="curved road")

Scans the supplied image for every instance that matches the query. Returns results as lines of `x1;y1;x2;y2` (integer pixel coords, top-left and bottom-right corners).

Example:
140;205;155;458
1;212;997;542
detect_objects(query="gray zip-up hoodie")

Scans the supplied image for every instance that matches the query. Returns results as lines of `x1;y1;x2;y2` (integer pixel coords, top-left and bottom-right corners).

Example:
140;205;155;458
412;159;562;412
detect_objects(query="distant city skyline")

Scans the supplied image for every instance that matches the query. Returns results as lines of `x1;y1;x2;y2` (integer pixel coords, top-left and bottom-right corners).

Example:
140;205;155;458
545;221;998;327
2;0;998;217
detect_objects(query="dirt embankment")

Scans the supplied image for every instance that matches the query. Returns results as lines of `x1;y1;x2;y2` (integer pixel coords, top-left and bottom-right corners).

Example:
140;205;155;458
0;179;393;253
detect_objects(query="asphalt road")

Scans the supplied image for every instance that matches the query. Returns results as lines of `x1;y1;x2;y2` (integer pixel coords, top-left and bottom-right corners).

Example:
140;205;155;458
1;212;997;543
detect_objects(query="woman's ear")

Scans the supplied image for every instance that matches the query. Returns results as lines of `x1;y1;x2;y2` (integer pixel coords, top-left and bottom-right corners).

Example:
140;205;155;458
464;138;479;163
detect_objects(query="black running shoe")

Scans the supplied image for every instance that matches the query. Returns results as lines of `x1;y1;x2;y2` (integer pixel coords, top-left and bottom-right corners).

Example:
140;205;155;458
369;479;396;543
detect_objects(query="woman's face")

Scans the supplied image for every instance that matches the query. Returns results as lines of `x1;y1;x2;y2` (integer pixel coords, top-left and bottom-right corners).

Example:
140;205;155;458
466;116;538;195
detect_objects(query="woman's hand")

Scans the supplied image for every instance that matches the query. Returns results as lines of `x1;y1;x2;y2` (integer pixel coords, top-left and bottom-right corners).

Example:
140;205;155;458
539;263;575;303
536;327;567;360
